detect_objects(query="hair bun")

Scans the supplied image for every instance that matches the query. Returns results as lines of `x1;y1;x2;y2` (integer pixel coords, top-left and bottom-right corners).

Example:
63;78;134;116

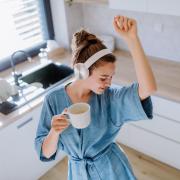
87;34;97;41
71;29;101;52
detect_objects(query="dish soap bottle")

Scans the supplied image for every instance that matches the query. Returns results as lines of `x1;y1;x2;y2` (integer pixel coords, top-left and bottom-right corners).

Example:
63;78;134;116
38;48;48;64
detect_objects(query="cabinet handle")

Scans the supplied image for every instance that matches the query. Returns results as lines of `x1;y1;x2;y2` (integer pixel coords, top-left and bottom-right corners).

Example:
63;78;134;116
17;117;33;129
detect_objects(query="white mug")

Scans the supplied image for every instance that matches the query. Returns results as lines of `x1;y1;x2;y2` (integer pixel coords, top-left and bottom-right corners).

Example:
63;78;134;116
63;103;91;129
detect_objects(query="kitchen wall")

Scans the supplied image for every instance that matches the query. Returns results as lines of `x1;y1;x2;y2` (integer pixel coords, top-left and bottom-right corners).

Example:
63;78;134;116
50;1;180;62
50;0;83;50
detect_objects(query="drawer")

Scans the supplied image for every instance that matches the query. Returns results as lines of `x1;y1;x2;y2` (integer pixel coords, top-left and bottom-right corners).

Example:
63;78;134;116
152;96;180;122
130;114;180;143
116;123;180;169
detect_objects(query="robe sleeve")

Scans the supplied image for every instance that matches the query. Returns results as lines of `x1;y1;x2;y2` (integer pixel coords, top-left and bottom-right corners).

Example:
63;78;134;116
34;94;64;162
108;82;153;126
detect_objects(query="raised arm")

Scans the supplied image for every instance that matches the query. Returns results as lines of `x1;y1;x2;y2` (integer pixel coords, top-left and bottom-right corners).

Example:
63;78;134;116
113;15;157;100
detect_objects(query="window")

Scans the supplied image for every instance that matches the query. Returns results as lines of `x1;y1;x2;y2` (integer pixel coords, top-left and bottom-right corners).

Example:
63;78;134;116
0;0;54;71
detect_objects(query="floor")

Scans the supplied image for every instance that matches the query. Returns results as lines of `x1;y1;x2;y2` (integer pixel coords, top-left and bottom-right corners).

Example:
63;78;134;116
39;143;180;180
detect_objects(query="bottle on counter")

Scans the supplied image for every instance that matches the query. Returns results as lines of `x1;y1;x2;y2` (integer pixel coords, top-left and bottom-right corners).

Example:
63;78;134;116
38;48;48;64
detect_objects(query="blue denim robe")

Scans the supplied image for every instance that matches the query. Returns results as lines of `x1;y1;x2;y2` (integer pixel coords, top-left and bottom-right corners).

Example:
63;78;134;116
35;82;153;180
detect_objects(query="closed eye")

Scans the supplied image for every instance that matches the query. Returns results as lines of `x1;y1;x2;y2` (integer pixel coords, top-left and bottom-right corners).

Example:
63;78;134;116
100;76;112;81
100;78;106;82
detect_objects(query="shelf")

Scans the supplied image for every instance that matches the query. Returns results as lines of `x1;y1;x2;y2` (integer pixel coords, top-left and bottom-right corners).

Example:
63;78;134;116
66;0;108;5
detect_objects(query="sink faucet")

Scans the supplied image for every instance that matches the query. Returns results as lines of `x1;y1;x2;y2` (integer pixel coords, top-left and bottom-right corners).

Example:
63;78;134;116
10;50;32;86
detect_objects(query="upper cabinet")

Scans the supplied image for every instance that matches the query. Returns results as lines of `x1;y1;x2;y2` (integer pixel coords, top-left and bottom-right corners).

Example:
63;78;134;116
109;0;147;12
109;0;180;16
147;0;180;16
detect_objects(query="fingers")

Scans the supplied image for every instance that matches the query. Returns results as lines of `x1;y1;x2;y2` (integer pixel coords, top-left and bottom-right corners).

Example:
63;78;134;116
117;16;123;30
53;115;69;124
51;115;70;133
53;123;69;130
127;18;135;29
113;17;120;32
50;108;71;134
53;120;69;126
123;17;128;31
114;15;134;32
53;114;67;122
51;109;70;127
127;18;132;29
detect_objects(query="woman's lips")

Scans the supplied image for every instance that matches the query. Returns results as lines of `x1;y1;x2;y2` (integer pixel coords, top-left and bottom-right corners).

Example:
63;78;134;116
99;87;105;90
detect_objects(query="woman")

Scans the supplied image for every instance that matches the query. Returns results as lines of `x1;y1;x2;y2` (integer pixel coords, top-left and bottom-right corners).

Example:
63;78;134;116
35;15;157;180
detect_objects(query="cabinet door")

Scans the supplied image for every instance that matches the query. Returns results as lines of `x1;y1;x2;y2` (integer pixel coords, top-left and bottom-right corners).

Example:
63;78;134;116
109;0;147;12
130;114;180;143
0;105;65;180
147;0;180;16
117;123;180;169
117;95;180;169
152;96;180;123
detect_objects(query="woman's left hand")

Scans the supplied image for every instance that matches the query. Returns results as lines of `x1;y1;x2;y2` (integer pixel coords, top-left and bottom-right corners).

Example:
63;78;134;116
113;15;138;42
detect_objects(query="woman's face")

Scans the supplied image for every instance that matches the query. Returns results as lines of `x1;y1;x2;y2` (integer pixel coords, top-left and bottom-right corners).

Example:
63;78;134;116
87;62;116;94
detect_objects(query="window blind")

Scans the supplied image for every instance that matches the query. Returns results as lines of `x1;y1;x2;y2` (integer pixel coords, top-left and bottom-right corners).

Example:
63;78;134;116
0;0;48;60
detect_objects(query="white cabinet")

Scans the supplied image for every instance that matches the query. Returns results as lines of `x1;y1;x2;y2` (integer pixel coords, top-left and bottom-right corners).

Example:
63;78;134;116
147;0;180;16
116;95;180;169
109;0;147;13
0;105;66;180
117;123;180;169
109;0;180;16
152;96;180;123
130;114;180;143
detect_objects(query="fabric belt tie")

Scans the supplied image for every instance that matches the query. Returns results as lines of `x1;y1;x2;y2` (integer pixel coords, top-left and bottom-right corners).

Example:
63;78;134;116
69;144;113;180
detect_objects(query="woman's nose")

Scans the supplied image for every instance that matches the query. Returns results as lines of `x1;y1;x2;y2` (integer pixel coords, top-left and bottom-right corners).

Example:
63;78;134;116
105;79;111;87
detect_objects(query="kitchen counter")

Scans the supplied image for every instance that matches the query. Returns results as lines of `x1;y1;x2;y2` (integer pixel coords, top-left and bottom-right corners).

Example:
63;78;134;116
0;48;180;130
112;50;180;103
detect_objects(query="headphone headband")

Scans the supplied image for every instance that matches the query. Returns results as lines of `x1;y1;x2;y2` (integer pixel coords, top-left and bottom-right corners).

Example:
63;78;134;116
84;49;112;69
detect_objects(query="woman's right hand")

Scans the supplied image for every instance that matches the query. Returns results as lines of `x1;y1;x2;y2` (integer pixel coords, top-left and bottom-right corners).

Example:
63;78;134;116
113;15;138;42
51;109;70;135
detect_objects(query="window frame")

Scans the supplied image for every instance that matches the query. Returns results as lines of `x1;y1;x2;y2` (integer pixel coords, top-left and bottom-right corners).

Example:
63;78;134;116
0;0;54;72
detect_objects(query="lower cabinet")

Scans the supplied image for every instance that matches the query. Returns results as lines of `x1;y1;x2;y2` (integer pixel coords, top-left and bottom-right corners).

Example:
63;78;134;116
116;95;180;170
117;123;180;169
0;105;66;180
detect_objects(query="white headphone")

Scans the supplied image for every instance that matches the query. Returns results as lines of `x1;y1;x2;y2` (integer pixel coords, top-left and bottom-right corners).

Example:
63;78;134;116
74;49;112;80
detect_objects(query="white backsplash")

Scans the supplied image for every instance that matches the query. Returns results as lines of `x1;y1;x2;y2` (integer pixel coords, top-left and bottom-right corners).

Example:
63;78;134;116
51;1;180;62
82;4;180;62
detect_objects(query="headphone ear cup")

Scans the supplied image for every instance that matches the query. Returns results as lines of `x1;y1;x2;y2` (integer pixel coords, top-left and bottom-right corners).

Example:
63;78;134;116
74;63;89;79
81;68;89;79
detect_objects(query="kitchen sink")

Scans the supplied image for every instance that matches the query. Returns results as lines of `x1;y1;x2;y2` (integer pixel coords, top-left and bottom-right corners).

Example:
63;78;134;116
0;62;74;115
20;62;74;89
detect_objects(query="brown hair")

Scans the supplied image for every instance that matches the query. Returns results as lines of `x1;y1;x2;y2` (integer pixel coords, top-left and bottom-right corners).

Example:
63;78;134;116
71;29;116;75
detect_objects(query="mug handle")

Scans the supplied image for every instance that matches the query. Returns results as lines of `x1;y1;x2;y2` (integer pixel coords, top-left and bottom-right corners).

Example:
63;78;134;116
62;112;71;121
